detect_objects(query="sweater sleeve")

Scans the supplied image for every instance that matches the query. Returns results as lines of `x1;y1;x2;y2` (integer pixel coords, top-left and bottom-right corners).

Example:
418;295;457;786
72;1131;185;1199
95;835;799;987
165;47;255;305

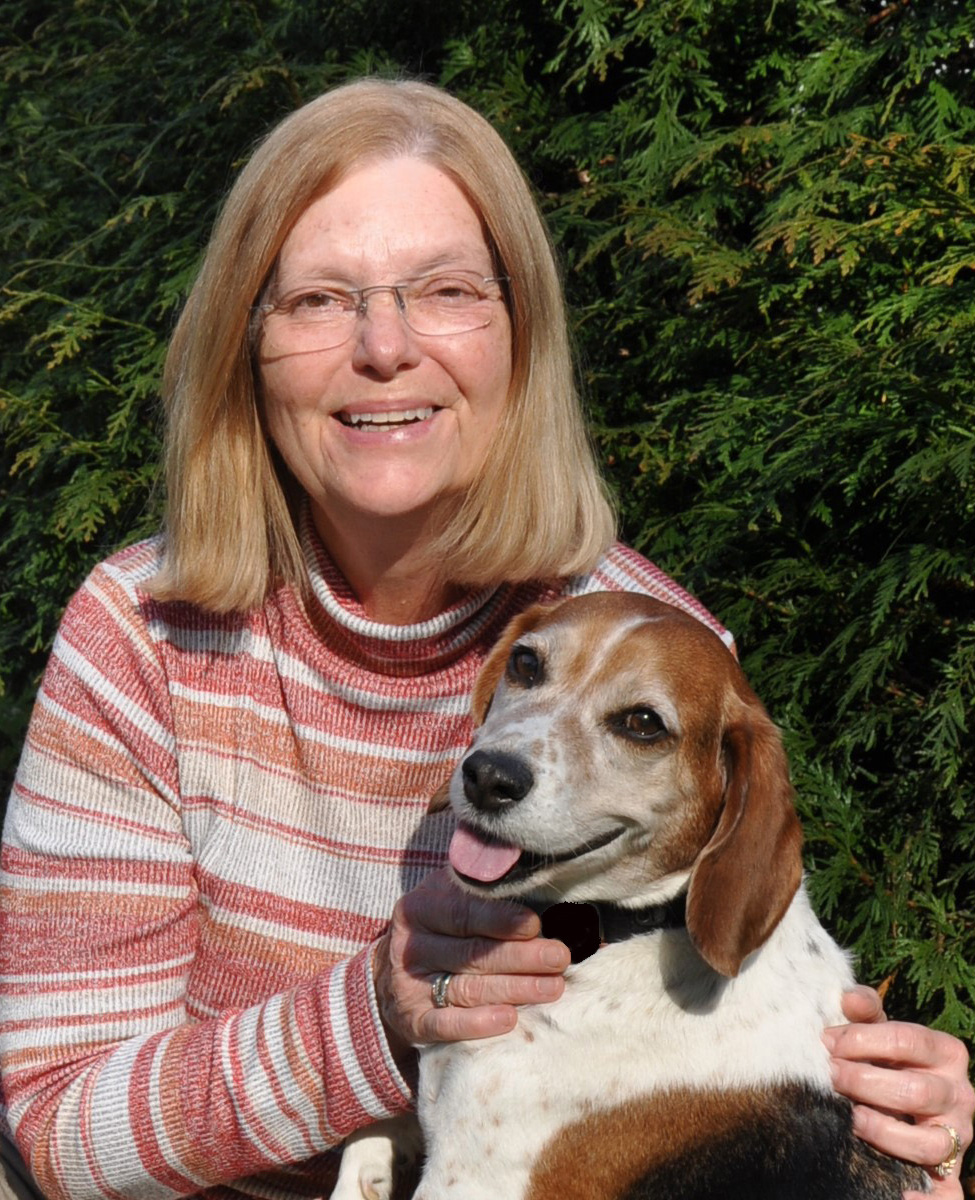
0;562;412;1200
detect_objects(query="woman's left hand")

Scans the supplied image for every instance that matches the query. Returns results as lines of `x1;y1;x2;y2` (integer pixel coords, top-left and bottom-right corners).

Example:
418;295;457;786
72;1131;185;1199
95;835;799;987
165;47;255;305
824;986;973;1198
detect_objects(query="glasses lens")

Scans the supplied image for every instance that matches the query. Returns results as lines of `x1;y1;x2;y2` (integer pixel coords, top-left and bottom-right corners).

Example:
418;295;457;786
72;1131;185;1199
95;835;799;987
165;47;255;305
403;274;501;337
261;289;357;353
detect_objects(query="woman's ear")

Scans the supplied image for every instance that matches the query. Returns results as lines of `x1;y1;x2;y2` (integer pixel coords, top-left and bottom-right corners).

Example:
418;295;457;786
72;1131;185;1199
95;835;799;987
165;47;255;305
685;709;803;977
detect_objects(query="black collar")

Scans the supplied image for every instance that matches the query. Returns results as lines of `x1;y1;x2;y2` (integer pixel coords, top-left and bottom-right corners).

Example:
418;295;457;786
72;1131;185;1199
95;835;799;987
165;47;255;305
538;893;687;963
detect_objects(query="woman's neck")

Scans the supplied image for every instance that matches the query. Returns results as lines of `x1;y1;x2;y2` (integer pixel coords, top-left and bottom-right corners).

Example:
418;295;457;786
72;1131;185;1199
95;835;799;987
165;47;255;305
310;502;463;625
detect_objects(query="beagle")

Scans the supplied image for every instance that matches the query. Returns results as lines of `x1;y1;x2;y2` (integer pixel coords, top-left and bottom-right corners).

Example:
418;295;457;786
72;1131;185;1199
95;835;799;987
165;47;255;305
333;592;928;1199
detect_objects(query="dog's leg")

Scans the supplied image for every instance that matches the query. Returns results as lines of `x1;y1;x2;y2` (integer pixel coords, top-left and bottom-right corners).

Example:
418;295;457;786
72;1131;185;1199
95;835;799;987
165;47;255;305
329;1116;422;1200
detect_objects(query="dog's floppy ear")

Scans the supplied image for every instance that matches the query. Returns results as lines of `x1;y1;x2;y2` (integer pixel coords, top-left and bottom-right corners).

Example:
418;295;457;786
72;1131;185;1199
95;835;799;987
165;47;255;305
471;603;559;725
685;707;803;977
427;779;451;813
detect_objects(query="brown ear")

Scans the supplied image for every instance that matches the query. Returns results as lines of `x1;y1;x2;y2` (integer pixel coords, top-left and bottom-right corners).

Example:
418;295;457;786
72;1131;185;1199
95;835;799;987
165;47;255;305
427;779;451;813
685;710;803;977
471;603;560;725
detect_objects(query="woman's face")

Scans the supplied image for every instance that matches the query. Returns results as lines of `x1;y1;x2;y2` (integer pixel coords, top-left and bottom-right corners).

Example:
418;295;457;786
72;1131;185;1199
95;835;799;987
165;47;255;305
258;156;513;539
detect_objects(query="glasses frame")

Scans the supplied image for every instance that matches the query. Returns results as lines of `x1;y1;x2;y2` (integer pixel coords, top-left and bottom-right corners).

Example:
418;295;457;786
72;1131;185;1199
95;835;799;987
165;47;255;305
254;271;510;352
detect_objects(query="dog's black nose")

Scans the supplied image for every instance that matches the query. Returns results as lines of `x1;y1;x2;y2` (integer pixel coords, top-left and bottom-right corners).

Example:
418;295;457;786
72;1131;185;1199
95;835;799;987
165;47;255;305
462;750;534;812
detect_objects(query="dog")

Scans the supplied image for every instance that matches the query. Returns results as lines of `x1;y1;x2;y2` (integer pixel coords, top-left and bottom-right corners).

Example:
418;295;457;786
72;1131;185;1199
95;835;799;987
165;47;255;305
332;592;929;1199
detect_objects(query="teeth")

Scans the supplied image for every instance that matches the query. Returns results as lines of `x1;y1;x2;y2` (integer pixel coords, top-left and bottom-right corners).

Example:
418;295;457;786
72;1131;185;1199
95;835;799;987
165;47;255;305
341;407;435;427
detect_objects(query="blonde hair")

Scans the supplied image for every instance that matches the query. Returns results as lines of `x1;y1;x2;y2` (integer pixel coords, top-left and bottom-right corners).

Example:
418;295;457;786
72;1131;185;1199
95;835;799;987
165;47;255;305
151;78;616;611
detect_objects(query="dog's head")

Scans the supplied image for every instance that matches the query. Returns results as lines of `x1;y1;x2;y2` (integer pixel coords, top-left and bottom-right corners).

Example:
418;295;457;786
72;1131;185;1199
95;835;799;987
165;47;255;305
447;592;803;977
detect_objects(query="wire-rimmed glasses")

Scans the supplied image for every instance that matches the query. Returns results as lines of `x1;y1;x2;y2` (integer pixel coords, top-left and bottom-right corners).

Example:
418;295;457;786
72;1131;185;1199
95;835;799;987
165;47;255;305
255;270;509;354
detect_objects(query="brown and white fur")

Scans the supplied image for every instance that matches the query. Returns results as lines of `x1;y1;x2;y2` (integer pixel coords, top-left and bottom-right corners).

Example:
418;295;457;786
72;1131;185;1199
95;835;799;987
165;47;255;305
333;592;928;1200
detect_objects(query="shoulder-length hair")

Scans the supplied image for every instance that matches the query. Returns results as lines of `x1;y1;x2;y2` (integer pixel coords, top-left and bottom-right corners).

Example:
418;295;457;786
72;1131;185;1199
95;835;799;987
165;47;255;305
150;77;616;612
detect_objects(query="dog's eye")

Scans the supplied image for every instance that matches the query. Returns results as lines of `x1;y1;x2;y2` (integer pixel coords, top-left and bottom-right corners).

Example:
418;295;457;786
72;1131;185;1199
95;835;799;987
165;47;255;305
612;708;666;742
507;645;542;687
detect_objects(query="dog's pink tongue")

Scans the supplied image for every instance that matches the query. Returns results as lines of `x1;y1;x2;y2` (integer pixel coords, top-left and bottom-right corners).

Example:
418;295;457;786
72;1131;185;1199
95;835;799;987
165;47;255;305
449;824;522;882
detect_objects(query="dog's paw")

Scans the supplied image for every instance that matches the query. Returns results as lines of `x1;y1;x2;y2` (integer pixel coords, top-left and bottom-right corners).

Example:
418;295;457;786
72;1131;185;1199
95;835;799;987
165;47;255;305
331;1155;394;1200
330;1159;392;1200
330;1138;393;1200
330;1117;421;1200
357;1165;394;1200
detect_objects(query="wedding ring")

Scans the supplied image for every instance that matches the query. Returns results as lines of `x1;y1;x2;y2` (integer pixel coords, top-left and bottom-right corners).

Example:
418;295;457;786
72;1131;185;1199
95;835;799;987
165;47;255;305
431;971;453;1009
934;1123;960;1179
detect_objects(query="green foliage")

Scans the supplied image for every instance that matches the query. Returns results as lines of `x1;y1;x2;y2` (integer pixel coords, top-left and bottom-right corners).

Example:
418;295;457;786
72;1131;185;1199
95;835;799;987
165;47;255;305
2;0;972;1143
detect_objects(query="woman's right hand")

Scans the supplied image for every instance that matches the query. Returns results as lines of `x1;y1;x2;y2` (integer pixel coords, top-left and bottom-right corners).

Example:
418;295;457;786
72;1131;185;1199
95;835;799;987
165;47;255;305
373;867;570;1049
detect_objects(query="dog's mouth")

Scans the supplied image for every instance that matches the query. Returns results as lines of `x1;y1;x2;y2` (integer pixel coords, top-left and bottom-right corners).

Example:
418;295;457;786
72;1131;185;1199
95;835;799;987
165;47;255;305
448;821;627;890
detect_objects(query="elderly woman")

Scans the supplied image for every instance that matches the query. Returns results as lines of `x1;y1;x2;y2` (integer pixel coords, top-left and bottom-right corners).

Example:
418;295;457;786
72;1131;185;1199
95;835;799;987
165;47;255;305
0;79;970;1200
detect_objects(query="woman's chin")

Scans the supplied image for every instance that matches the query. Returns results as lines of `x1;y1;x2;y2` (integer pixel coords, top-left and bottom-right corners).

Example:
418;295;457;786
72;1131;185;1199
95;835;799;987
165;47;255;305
311;483;462;535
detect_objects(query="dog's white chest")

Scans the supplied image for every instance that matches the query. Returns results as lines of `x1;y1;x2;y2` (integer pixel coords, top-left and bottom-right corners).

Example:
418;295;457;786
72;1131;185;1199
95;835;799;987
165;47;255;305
414;977;634;1198
413;905;850;1199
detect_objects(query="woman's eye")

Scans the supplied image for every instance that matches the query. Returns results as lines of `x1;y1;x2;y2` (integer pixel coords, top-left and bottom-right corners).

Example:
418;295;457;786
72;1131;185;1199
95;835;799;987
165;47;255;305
507;646;542;687
612;708;666;742
288;290;352;314
422;276;480;302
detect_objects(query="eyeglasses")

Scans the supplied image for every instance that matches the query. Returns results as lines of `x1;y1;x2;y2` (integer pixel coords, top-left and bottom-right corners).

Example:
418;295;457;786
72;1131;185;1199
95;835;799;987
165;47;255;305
255;270;509;354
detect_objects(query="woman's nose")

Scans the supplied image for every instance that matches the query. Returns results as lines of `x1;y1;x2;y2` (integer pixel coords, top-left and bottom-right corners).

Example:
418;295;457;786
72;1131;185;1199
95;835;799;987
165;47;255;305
350;289;422;375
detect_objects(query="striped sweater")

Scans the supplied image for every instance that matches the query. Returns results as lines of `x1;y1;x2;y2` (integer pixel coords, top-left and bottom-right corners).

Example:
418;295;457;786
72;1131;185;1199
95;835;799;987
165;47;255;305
0;520;729;1200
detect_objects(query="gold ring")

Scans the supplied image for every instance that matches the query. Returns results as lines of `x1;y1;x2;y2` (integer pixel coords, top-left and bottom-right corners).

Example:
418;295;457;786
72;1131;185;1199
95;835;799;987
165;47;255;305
431;971;453;1009
934;1123;960;1179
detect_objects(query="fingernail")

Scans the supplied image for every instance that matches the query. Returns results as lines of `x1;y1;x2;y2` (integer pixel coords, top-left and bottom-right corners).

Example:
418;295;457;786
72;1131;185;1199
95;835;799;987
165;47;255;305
536;975;562;997
541;943;570;969
491;1008;518;1034
821;1028;838;1051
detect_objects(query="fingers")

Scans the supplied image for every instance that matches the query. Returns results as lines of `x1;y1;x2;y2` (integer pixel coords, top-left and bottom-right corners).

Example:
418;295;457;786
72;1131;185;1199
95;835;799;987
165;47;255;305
824;1019;973;1192
839;984;887;1025
846;1104;964;1180
408;925;567;979
824;1019;968;1075
412;971;566;1044
437;967;564;1009
375;868;571;1049
401;868;541;943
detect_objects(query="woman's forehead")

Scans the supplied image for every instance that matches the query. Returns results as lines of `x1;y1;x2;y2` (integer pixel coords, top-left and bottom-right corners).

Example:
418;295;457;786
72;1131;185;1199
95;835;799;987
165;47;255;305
276;156;494;281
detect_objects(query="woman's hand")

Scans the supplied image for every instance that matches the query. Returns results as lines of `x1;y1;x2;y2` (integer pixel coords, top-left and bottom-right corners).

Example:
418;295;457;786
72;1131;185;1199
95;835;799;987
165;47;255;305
824;986;973;1198
373;868;570;1050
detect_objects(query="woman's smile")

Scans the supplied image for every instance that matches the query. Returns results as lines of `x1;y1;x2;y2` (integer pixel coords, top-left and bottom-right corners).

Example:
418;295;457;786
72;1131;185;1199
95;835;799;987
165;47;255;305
335;405;438;430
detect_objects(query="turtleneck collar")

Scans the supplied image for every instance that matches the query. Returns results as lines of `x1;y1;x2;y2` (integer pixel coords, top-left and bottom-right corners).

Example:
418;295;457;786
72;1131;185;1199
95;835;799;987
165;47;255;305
298;506;543;677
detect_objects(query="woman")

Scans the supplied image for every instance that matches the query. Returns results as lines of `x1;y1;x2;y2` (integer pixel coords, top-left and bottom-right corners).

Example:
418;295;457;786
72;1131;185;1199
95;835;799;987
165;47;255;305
0;78;970;1200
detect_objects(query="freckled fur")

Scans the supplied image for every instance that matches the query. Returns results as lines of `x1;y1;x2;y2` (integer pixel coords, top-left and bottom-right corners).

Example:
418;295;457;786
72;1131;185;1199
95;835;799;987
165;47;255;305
331;594;929;1200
